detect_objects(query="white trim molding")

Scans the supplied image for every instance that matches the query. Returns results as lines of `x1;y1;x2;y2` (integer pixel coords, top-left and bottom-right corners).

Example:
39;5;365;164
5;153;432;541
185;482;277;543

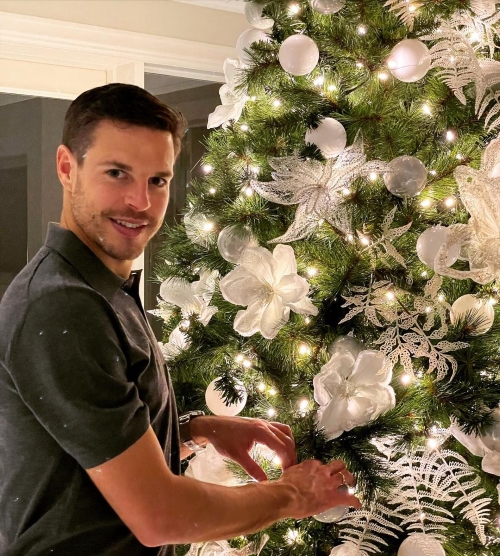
0;11;231;94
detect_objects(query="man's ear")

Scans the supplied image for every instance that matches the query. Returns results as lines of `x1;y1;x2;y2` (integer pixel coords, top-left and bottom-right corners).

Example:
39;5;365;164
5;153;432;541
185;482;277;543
56;145;77;192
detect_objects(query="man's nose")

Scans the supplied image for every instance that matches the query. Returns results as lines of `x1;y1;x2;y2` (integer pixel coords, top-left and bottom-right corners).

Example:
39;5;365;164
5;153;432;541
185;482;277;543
125;180;151;212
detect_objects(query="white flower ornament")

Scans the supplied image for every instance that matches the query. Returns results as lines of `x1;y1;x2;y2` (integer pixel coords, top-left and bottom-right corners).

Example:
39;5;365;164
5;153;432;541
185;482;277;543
158;327;191;361
314;345;395;440
219;244;318;339
208;58;248;129
159;269;218;326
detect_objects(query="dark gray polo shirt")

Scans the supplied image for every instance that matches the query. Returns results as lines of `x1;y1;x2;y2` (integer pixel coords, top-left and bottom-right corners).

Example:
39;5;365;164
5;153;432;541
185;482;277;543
0;223;180;556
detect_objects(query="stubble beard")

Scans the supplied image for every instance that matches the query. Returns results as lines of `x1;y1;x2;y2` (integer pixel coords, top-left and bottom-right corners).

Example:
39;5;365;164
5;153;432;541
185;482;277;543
71;176;155;264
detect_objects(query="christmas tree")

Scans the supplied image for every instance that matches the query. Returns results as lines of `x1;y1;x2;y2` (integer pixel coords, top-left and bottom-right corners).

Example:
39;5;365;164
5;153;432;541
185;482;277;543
151;1;500;554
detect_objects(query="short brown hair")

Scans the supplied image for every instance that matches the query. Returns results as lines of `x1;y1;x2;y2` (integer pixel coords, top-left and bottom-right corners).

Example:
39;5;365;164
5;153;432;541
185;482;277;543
62;83;187;165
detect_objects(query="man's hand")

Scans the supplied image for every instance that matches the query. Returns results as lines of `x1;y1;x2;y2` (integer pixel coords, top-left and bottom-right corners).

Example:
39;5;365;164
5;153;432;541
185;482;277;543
189;415;297;482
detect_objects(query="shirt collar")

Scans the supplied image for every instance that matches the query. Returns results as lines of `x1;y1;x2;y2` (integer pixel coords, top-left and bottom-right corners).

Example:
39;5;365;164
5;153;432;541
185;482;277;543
44;222;141;302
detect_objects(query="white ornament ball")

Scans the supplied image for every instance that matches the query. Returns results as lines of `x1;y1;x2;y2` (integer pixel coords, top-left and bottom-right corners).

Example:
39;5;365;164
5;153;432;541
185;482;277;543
308;0;346;14
329;335;364;358
236;29;270;66
450;294;495;335
185;444;240;486
313;505;349;523
416;226;460;269
383;155;428;198
329;542;358;556
217;225;257;263
205;378;247;416
279;34;319;76
388;39;431;83
245;1;274;30
397;534;445;556
305;118;347;158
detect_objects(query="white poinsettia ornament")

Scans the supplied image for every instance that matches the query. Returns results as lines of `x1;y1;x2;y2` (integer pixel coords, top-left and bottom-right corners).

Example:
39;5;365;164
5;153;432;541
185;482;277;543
313;339;395;440
450;408;500;476
219;244;318;339
158;327;191;361
208;58;248;129
159;269;218;326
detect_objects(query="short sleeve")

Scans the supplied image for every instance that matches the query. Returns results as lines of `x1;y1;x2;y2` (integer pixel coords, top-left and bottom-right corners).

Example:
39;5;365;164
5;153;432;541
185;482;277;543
6;286;150;469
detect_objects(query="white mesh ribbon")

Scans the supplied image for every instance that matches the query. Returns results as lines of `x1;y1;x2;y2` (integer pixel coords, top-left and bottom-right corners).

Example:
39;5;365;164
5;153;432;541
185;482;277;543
435;135;500;284
219;244;318;339
313;346;395;440
251;133;389;243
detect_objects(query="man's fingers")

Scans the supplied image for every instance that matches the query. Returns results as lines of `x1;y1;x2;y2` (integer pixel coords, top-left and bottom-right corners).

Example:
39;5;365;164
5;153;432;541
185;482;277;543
236;452;268;482
254;423;297;469
333;468;355;489
326;460;347;476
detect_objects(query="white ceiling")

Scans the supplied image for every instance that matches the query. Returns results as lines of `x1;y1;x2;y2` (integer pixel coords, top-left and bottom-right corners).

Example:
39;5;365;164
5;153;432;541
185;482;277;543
170;0;245;13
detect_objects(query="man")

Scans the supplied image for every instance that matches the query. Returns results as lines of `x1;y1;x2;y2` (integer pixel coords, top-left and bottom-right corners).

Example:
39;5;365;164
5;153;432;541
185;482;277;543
0;84;360;555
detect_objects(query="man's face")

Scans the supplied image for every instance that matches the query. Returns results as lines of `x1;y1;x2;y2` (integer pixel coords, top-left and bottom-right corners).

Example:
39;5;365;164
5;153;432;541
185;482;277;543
61;119;175;276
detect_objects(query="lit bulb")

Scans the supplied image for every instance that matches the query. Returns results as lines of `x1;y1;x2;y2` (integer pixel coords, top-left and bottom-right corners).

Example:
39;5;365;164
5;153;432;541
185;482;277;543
307;267;318;277
360;235;370;246
272;455;281;466
327;84;337;92
288;3;300;15
378;72;389;81
429;170;437;176
250;165;260;174
346;233;354;242
420;512;426;520
420;199;431;208
318;219;325;226
408;4;417;12
268;388;277;396
203;222;214;232
304;317;311;324
244;186;253;197
298;399;309;410
243;359;252;368
202;164;213;174
251;95;257;101
240;124;249;132
348;486;356;495
369;172;378;181
356;61;364;69
387;59;396;69
267;408;276;417
299;344;311;355
489;297;497;306
456;153;464;160
258;382;266;392
235;354;244;363
438;294;445;302
421;271;428;278
286;529;300;544
426;437;439;450
386;291;395;300
357;25;367;35
313;75;324;87
342;187;351;196
422;104;432;115
425;306;432;313
444;197;456;208
446;130;456;141
401;374;412;385
469;31;480;43
273;99;282;107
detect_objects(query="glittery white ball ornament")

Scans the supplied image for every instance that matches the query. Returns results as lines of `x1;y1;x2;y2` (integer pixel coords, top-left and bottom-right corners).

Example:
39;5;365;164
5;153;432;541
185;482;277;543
329;543;358;556
217;225;257;264
205;378;247;416
305;118;347;158
388;39;431;83
313;505;349;523
185;444;240;486
328;335;364;357
245;1;274;30
397;534;445;556
308;0;346;14
450;294;495;335
383;156;428;198
416;226;460;269
236;29;270;66
279;34;319;76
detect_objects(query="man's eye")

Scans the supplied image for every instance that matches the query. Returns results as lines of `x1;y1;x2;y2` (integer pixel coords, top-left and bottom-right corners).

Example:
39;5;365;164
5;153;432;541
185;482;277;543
107;169;126;178
150;177;167;187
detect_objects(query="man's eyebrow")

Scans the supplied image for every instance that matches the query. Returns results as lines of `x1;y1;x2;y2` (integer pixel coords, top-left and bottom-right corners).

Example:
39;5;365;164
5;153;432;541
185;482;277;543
100;160;173;178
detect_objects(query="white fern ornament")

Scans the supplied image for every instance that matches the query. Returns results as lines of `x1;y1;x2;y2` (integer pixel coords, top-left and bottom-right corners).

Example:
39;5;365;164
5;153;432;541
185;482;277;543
313;345;395;440
384;0;423;31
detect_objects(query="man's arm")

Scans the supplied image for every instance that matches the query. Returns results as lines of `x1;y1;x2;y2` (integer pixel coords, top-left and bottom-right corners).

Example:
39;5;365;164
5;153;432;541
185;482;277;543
87;426;360;547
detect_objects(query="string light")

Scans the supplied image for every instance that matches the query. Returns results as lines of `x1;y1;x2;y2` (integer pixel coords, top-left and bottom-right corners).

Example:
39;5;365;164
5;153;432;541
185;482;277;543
369;172;378;181
251;95;257;101
272;455;282;466
240;124;249;132
327;84;337;92
489;297;497;306
420;512;426;520
446;130;456;141
243;359;252;368
307;267;318;277
408;3;418;12
420;199;432;208
235;354;244;363
360;235;370;246
421;271;428;278
357;25;367;35
425;306;432;313
469;31;481;43
378;72;389;81
386;291;395;300
267;408;276;417
298;399;309;411
313;75;324;87
208;187;216;195
250;165;260;174
456;153;464;160
258;382;266;392
444;197;456;208
429;170;437;176
438;294;445;302
288;3;300;15
342;187;351;196
299;344;311;355
272;99;282;108
426;437;439;450
422;103;432;115
356;61;364;69
304;317;311;324
203;222;214;232
268;388;277;396
401;374;412;385
346;233;354;242
202;164;213;174
286;529;300;544
244;186;253;197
